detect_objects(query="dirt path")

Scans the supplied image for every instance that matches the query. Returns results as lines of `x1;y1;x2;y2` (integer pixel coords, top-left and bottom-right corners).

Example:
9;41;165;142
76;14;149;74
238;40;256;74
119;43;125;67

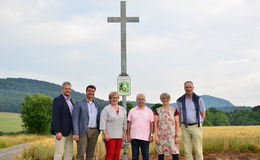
0;143;31;160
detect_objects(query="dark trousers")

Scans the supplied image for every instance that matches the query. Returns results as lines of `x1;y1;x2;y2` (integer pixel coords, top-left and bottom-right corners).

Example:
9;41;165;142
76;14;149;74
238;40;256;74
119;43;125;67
158;154;179;160
131;139;149;160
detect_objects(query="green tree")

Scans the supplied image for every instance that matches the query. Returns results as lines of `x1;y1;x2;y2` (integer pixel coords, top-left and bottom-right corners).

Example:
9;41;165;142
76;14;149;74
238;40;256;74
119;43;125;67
228;110;258;125
204;108;230;126
118;101;134;115
252;105;260;112
20;93;52;134
251;105;260;125
203;111;213;126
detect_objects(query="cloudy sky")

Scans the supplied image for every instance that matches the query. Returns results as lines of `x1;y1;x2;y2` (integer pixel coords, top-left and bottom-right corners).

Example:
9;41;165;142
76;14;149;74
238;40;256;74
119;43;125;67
1;0;259;106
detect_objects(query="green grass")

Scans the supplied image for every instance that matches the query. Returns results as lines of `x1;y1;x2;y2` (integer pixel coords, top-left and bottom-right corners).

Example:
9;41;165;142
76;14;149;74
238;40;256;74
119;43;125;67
0;112;23;132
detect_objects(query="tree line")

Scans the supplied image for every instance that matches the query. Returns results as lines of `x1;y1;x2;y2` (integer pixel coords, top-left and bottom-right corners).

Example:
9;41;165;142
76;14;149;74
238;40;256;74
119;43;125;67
20;93;260;134
204;106;260;126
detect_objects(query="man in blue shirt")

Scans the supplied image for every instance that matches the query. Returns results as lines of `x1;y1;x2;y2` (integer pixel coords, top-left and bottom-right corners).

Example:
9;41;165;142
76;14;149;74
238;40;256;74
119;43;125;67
176;81;206;160
73;85;101;160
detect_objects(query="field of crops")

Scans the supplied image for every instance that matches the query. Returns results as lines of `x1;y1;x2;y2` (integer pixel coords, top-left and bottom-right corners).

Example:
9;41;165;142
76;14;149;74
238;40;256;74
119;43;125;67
0;112;23;133
0;134;48;149
14;126;260;160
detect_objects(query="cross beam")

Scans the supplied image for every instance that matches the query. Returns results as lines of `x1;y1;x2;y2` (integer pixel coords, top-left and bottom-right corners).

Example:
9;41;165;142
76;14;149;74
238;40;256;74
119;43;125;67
107;1;139;75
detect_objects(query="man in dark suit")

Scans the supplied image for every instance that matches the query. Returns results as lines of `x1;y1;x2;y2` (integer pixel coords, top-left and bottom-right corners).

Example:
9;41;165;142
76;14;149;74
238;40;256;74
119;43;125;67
73;85;101;160
51;81;74;160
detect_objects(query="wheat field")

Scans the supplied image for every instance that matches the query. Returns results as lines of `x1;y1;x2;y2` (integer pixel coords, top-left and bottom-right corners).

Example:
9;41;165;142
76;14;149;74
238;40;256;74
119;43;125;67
0;112;23;133
14;126;260;160
0;134;48;149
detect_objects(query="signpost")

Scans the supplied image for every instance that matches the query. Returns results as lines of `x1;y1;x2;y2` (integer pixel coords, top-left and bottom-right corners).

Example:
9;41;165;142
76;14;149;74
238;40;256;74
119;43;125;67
107;1;139;160
118;75;131;96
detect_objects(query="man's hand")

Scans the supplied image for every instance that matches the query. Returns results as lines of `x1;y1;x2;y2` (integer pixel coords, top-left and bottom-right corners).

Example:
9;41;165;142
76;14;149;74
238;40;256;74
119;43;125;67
149;135;153;143
73;135;79;142
55;132;62;141
155;136;159;144
127;135;132;142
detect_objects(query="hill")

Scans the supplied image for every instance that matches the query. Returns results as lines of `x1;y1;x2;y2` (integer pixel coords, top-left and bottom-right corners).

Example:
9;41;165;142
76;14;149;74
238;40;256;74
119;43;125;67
0;78;108;112
171;95;252;112
0;78;251;113
192;95;251;112
200;95;234;108
130;95;251;112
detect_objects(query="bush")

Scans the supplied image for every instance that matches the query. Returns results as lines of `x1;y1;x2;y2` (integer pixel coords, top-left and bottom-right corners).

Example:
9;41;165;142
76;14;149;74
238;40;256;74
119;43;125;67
20;93;52;134
151;103;162;112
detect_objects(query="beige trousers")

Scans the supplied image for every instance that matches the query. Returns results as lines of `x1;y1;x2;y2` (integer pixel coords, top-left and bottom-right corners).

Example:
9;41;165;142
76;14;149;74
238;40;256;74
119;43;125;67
54;133;73;160
181;124;203;160
76;129;99;160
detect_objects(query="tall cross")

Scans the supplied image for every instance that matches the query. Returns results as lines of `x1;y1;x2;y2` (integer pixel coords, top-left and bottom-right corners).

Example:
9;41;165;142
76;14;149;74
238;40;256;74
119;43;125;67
107;1;139;75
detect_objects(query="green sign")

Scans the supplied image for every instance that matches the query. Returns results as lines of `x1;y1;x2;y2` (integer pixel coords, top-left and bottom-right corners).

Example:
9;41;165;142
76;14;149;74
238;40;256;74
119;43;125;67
118;82;129;93
117;76;131;96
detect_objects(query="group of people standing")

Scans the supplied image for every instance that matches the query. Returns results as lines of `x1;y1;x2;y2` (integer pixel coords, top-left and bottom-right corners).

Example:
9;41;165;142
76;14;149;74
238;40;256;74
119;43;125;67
50;81;206;160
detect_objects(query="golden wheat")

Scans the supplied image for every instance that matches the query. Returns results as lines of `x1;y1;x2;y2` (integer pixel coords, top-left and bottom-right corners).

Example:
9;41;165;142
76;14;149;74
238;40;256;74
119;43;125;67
14;126;260;160
0;134;47;149
203;126;260;153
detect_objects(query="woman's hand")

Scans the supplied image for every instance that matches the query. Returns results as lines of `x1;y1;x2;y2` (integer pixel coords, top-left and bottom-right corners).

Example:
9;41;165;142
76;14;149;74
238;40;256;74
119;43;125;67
122;132;127;141
104;133;110;142
175;136;179;144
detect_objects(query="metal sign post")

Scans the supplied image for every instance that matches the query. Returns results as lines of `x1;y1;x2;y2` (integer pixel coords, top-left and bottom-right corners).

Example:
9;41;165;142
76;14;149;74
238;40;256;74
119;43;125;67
107;1;139;160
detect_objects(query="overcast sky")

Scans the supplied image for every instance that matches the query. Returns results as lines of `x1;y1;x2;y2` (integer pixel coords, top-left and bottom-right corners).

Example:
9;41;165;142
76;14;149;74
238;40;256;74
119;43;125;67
1;0;259;106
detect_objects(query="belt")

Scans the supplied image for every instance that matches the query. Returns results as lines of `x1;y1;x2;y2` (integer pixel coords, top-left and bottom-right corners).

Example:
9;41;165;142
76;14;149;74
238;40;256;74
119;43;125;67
183;123;198;126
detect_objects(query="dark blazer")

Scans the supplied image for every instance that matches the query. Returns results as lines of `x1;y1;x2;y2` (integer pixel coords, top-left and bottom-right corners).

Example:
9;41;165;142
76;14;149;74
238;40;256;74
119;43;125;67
50;94;74;136
72;98;101;136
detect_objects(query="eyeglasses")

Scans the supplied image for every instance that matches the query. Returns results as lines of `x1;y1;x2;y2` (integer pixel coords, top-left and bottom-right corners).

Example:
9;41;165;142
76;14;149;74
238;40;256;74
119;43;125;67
111;97;119;99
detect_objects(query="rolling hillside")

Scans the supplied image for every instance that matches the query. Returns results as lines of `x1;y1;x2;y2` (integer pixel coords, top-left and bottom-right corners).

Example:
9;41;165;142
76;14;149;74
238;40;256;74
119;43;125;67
0;78;251;113
0;78;108;112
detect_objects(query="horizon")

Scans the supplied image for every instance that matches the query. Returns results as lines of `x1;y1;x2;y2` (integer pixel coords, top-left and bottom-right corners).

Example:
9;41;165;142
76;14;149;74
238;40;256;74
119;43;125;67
0;77;255;107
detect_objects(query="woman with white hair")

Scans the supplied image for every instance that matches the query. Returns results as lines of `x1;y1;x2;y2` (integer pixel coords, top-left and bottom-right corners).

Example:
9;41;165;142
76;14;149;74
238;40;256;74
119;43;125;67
154;93;180;160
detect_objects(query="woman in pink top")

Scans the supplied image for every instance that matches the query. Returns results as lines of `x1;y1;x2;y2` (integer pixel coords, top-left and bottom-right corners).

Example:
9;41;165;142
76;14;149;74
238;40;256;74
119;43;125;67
154;93;180;160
